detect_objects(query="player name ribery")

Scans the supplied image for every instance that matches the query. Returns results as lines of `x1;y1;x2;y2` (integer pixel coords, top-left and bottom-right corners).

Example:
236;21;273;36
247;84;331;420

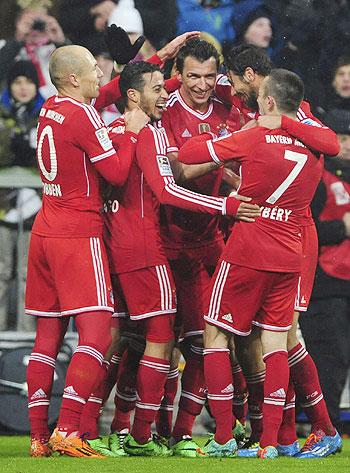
260;206;292;222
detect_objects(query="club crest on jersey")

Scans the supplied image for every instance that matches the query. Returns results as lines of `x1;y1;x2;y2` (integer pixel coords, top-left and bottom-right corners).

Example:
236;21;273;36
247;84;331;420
95;127;113;151
199;123;211;134
157;155;173;177
217;123;230;137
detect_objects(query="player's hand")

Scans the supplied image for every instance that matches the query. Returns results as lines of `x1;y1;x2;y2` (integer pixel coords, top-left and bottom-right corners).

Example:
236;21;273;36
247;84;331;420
157;31;200;62
233;194;261;222
124;108;150;134
45;15;66;45
257;115;282;130
104;25;146;64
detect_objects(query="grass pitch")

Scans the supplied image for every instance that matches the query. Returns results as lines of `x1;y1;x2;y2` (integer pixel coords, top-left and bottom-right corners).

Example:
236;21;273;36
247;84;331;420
0;436;349;473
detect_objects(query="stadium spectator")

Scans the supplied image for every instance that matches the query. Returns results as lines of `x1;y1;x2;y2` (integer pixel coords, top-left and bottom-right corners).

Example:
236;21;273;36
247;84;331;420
0;60;43;332
0;1;68;98
300;108;350;436
309;55;350;119
57;1;117;51
176;0;236;51
26;43;149;458
233;1;276;56
134;0;177;50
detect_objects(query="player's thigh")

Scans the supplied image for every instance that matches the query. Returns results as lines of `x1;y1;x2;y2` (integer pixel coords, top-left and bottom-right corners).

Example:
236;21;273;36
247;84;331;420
47;236;114;315
25;234;60;315
255;272;299;332
171;257;210;339
118;264;177;321
205;261;270;336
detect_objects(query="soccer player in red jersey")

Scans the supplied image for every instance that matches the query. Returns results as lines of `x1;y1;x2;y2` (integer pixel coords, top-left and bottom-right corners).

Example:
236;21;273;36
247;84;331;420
178;69;337;458
101;61;254;457
25;45;149;458
215;45;341;458
159;38;254;455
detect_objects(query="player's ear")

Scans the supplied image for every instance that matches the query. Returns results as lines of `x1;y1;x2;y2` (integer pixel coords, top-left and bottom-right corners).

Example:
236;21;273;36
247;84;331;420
176;69;183;84
127;88;140;105
68;73;79;88
243;67;255;83
267;95;276;112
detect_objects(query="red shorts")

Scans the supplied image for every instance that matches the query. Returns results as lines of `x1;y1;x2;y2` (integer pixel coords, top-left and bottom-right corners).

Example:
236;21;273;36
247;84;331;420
294;224;318;312
25;235;113;317
205;261;299;335
117;265;176;320
168;240;223;339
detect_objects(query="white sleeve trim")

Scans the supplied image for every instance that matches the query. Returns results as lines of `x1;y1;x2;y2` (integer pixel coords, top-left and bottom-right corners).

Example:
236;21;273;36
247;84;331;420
206;140;223;165
90;148;116;163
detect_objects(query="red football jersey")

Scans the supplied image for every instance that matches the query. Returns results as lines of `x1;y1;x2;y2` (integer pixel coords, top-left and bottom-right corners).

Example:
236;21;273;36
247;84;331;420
179;127;324;272
32;95;121;238
103;121;229;274
160;90;232;249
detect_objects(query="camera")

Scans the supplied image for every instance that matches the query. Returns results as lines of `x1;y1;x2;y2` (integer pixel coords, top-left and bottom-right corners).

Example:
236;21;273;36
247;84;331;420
32;19;46;32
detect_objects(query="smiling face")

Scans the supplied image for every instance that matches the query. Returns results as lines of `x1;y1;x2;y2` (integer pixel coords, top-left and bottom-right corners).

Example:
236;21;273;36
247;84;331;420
137;70;168;121
177;56;218;111
228;69;259;111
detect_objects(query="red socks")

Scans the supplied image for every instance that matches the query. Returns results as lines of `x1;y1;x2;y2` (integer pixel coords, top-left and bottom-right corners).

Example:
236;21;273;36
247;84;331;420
131;355;169;444
156;367;179;438
260;350;289;448
245;370;265;443
57;344;104;435
172;346;206;441
204;349;234;445
111;348;140;433
288;343;335;435
27;351;56;441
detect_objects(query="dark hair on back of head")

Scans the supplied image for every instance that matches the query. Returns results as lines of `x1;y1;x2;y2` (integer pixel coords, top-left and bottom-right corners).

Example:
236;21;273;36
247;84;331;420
264;68;304;113
176;38;220;73
119;61;162;98
225;44;272;77
333;54;350;77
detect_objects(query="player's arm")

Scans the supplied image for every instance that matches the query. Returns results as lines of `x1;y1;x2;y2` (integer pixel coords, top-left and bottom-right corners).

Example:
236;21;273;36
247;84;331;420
74;106;143;186
178;129;250;165
168;151;221;184
257;111;340;157
137;126;243;217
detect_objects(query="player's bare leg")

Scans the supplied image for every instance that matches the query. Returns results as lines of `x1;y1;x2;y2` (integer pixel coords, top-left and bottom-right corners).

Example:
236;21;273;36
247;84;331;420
202;323;237;457
257;329;289;459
